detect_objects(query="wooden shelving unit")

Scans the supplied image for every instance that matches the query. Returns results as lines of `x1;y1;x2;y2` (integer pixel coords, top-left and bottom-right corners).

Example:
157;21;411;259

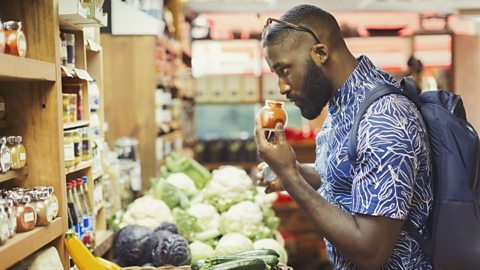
63;120;90;130
0;1;107;268
0;218;63;269
0;54;56;81
93;229;114;257
0;167;28;184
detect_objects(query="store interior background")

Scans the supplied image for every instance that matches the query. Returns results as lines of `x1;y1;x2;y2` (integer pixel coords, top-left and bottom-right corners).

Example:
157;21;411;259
101;1;480;268
2;0;480;269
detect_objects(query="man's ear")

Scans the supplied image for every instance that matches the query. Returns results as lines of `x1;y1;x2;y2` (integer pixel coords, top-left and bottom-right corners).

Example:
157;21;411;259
310;44;328;66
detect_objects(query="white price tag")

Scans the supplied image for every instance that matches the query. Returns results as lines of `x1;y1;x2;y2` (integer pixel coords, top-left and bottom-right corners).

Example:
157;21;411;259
73;68;93;81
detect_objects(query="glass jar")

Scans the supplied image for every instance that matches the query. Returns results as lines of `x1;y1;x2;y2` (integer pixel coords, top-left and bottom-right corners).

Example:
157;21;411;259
31;191;51;226
3;21;27;57
258;100;288;142
0;19;5;53
72;129;82;165
13;195;37;233
81;127;91;161
45;187;59;219
65;33;75;68
0;94;6;120
0;200;9;245
5;199;16;238
64;131;75;168
8;136;27;169
0;137;12;173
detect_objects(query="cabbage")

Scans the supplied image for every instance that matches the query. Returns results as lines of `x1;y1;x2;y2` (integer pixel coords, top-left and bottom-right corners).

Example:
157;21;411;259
152;231;191;266
151;178;190;209
113;225;157;266
254;238;288;264
155;222;179;234
189;241;216;264
215;233;253;256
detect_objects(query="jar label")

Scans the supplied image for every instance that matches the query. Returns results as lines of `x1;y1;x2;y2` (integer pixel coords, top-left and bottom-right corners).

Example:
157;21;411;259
2;151;11;165
64;143;74;161
24;212;34;223
19;152;26;161
19;38;26;51
0;102;5;111
0;222;8;241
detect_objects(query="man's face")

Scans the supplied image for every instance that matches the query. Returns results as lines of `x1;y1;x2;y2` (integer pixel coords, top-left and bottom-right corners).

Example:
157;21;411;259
264;43;334;120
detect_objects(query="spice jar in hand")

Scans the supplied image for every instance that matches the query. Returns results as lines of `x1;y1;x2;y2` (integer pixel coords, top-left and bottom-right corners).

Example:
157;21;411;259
258;100;287;143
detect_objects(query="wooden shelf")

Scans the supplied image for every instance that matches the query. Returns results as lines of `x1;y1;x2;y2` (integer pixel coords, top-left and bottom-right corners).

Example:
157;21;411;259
94;202;104;215
0;218;63;269
93;171;103;180
63;120;90;130
65;160;92;175
0;54;56;82
93;230;114;257
87;39;102;52
0;167;28;184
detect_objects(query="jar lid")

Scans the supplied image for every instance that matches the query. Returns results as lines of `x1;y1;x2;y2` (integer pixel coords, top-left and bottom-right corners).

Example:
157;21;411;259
265;100;284;106
3;21;21;30
15;136;22;144
6;136;16;144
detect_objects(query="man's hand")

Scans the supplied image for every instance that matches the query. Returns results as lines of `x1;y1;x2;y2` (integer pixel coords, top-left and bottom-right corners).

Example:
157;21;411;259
254;114;297;183
254;162;284;193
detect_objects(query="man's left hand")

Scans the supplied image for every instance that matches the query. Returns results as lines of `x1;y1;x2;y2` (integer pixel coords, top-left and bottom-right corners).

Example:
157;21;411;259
254;114;297;182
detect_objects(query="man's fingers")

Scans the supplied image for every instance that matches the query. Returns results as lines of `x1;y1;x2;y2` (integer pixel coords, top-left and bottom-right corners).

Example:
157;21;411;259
275;122;286;144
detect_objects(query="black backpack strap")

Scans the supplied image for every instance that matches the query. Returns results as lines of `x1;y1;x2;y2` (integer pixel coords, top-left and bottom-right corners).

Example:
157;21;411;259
347;84;404;163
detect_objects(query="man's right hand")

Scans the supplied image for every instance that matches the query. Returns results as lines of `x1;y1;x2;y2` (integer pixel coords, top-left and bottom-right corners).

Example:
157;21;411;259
255;162;284;194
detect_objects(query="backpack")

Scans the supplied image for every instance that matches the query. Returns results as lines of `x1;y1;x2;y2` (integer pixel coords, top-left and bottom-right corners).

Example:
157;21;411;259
347;76;480;270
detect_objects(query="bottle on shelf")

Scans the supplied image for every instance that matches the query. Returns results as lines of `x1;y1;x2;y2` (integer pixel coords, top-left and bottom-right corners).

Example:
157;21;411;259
78;177;94;248
67;182;82;238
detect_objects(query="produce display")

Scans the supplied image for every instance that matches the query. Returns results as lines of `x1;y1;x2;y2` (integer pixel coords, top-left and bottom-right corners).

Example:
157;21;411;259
110;152;287;269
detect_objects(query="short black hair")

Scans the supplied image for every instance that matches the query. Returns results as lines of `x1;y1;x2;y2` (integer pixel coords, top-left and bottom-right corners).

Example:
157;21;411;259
262;5;343;48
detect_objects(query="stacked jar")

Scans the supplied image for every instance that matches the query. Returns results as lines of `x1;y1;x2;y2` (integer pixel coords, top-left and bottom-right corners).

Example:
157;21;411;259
0;186;59;245
0;135;27;174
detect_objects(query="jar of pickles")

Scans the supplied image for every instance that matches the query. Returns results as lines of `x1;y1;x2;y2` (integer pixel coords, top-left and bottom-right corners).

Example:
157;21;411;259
7;136;27;170
3;21;27;57
64;131;75;168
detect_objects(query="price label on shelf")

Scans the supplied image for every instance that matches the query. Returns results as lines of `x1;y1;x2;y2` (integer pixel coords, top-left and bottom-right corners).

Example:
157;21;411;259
73;68;94;81
61;66;74;77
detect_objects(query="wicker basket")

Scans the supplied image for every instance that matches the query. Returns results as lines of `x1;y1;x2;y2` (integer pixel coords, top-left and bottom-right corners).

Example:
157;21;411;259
124;264;292;270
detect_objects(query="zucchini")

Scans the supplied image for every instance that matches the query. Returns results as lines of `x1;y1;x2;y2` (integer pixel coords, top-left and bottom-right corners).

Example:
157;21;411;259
237;249;279;258
207;255;278;267
205;258;266;270
191;259;206;270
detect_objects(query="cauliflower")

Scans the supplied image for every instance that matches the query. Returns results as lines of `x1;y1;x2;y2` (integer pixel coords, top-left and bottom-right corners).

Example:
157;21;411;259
203;166;255;212
120;196;173;229
186;203;221;241
219;201;264;239
254;186;278;209
166;173;198;197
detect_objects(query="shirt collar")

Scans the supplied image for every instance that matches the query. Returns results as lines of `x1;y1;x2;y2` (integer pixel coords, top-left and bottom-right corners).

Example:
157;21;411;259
328;55;376;115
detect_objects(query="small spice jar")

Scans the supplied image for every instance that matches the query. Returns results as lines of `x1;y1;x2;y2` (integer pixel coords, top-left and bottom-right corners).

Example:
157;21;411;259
81;127;91;161
31;191;51;226
0;19;5;53
72;129;81;165
258;100;288;142
0;137;12;173
14;195;37;233
64;131;75;168
44;187;59;219
7;136;27;170
5;199;16;238
0;200;9;245
3;21;27;57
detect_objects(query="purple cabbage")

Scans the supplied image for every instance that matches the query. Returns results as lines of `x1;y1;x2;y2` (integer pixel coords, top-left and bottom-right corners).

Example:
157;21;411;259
113;225;158;266
152;231;191;266
155;222;179;234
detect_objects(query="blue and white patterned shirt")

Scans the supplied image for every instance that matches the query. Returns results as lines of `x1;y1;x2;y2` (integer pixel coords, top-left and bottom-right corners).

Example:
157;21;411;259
315;56;433;270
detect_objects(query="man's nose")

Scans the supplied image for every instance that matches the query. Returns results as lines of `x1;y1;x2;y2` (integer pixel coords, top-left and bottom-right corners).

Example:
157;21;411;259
278;78;291;95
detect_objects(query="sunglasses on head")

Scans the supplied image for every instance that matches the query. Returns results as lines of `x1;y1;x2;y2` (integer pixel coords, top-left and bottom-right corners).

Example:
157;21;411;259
263;17;321;44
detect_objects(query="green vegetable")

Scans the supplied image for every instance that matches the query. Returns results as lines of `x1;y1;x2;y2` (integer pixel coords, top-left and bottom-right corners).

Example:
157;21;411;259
206;255;278;267
190;241;216;264
253;239;288;264
215;233;254;256
202;258;266;270
151;178;190;209
236;249;279;257
191;259;206;270
162;152;211;189
173;208;202;241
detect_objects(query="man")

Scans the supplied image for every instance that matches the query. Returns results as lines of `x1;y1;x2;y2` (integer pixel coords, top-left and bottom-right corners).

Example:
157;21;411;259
255;5;433;270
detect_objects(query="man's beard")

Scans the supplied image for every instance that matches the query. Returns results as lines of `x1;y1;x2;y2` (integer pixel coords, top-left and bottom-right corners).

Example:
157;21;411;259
298;58;333;120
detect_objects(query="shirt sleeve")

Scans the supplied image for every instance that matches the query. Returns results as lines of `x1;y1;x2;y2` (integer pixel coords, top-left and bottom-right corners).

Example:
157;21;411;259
351;94;424;220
